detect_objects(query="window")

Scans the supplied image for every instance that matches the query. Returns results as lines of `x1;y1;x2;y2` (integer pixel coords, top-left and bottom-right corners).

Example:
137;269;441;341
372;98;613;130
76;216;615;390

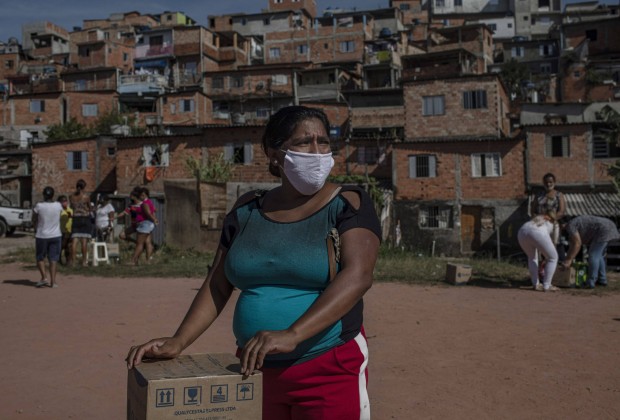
540;62;552;73
212;77;224;89
213;102;229;119
180;99;195;113
82;104;98;117
340;41;355;53
573;71;581;78
435;0;445;7
264;18;271;25
256;108;270;119
269;47;281;58
422;95;445;116
463;90;487;109
400;3;411;10
231;77;244;88
67;151;88;171
123;52;128;62
545;135;569;157
523;15;529;21
143;144;170;167
511;46;524;58
507;23;513;28
454;0;462;5
5;59;14;69
539;44;554;56
149;35;163;46
271;74;288;85
409;155;437;178
297;44;308;54
419;206;452;228
224;142;253;165
471;153;501;177
75;80;87;91
538;0;550;8
30;100;45;113
586;29;597;41
107;147;115;157
79;46;90;57
593;135;620;158
488;23;497;31
358;146;380;164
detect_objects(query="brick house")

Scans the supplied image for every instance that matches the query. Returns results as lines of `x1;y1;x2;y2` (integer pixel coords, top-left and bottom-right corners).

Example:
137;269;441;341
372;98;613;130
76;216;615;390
394;71;521;256
31;136;117;197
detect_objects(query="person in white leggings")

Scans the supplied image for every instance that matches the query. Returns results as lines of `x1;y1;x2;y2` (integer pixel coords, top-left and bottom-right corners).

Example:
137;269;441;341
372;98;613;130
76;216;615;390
517;215;559;292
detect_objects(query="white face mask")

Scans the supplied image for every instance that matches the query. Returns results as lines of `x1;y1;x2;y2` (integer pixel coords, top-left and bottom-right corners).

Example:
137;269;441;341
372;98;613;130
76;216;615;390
282;149;334;195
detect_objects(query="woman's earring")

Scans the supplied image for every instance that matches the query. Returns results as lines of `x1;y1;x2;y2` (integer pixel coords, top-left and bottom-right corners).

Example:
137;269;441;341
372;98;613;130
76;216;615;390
273;159;278;165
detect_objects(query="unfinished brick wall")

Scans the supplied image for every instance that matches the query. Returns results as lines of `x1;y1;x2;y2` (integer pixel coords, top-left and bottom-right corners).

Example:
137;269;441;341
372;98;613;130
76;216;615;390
10;93;63;126
393;139;526;201
403;75;508;140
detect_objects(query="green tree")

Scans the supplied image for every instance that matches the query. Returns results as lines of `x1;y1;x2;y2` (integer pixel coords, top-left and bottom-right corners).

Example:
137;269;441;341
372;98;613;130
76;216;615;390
44;117;93;140
92;109;145;136
185;153;235;183
500;59;531;99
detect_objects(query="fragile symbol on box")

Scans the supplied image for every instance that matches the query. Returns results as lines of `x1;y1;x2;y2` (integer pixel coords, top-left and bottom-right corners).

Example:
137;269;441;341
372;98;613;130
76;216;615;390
156;388;174;407
237;383;254;401
184;386;202;405
211;384;228;403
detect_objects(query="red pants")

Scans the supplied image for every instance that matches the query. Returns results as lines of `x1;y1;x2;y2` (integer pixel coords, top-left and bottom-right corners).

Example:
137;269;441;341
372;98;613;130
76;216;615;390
260;333;370;420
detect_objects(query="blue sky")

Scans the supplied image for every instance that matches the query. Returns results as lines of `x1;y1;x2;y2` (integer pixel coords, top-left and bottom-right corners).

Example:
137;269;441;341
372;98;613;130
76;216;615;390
0;0;616;43
0;0;385;42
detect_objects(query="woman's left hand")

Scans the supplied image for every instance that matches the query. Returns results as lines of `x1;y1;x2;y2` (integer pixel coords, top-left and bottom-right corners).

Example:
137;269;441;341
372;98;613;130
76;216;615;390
239;330;298;375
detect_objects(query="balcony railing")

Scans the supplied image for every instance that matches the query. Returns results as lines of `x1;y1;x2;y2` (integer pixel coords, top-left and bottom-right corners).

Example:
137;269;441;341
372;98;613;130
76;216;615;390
118;74;168;95
11;78;62;95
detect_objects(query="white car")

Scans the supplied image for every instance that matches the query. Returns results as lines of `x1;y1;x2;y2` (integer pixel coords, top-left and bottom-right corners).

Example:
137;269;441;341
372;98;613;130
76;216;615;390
0;193;32;237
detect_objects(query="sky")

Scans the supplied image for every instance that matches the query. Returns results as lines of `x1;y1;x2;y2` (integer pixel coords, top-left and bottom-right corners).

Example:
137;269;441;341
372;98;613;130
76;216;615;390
0;0;617;43
0;0;386;42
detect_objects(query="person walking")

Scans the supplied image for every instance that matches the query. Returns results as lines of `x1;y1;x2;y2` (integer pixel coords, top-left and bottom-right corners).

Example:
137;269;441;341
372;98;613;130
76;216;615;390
131;187;158;265
518;215;560;292
560;215;620;288
69;179;93;267
32;186;63;288
58;195;73;266
126;106;381;419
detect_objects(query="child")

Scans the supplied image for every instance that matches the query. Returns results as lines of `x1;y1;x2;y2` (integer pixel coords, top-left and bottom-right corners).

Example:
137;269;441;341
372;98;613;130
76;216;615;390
58;195;73;266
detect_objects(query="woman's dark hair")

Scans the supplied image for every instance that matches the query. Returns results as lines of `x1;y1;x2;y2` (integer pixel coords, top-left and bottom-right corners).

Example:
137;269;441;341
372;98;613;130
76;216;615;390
542;173;556;182
261;106;331;177
76;179;87;191
43;186;54;200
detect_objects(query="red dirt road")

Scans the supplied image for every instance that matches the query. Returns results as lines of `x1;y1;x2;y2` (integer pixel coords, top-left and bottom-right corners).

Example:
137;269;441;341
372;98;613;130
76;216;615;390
1;260;620;419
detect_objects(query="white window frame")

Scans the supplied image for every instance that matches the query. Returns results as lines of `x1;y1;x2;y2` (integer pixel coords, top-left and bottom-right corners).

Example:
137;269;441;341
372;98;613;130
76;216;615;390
179;99;195;113
422;95;445;116
269;47;281;58
511;46;524;58
471;153;502;177
297;44;308;55
143;144;170;167
256;108;270;119
544;135;570;157
67;151;88;171
340;41;355;53
82;104;98;117
409;155;437;178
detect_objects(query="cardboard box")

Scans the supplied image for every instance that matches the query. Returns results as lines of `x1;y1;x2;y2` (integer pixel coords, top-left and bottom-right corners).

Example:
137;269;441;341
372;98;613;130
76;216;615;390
552;267;576;288
445;263;472;285
127;353;262;420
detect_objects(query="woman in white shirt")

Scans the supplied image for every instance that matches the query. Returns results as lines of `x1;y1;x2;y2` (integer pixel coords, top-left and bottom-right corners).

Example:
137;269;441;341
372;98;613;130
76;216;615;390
32;186;63;288
94;194;115;242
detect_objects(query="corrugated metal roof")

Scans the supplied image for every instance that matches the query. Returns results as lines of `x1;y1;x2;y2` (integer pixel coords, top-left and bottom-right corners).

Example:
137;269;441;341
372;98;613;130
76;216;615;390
564;192;620;217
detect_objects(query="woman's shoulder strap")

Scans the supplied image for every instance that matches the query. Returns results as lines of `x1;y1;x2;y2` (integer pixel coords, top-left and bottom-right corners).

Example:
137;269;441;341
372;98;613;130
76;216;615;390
231;189;268;212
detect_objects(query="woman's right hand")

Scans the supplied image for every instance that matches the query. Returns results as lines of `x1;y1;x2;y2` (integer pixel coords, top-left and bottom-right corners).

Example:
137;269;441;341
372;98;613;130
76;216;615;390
126;337;183;369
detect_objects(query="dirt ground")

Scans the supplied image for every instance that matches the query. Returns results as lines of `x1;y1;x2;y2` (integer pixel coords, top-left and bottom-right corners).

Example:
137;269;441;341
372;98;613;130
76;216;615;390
1;234;620;419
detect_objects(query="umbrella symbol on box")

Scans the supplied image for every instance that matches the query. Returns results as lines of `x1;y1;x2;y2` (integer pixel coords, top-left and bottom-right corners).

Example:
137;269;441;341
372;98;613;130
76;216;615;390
237;383;254;401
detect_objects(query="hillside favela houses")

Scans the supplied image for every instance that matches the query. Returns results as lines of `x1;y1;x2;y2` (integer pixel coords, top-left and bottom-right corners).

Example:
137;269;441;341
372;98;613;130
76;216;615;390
1;0;619;256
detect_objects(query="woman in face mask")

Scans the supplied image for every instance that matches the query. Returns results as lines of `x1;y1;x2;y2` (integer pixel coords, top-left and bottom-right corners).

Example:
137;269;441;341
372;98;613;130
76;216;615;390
127;106;382;420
